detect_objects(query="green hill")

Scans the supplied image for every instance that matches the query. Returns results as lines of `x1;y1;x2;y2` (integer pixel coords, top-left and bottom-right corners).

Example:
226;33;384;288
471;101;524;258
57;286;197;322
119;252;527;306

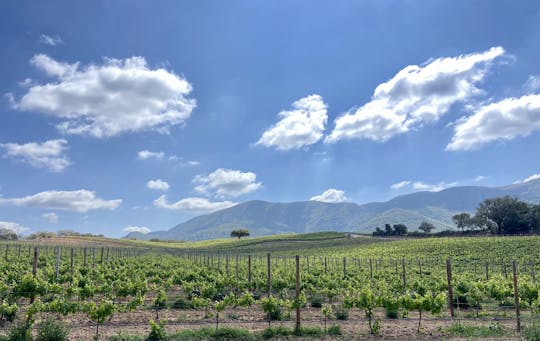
125;179;540;241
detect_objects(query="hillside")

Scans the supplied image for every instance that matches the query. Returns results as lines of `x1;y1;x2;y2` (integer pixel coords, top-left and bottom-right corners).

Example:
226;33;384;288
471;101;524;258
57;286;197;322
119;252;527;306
126;179;540;241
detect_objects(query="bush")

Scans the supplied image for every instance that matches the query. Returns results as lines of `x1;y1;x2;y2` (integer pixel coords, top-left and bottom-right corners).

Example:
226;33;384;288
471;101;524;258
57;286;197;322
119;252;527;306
37;318;69;341
146;320;166;341
8;320;33;341
172;298;192;310
261;326;291;339
309;294;324;308
211;327;252;340
327;325;342;336
385;306;399;318
293;326;323;337
334;306;349;320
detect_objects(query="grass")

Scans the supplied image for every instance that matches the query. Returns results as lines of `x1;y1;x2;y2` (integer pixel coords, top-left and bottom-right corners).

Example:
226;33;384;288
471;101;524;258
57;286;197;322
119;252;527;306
444;322;506;338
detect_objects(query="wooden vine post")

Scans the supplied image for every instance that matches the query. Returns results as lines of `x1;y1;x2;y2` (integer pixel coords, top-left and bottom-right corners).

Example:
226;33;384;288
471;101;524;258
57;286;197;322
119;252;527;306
512;261;521;332
248;254;252;289
267;253;272;297
32;246;39;277
295;255;301;331
446;259;455;317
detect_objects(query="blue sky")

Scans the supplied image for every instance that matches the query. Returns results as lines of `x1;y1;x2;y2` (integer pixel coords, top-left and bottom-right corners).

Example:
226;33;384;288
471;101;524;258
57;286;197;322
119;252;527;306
1;0;540;237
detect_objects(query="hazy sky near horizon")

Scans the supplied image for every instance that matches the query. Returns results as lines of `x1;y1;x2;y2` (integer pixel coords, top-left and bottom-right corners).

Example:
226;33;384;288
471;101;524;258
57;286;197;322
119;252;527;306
1;0;540;237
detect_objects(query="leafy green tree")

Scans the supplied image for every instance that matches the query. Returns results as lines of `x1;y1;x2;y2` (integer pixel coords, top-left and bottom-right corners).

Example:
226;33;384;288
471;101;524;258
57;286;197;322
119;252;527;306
230;229;250;239
418;221;435;234
0;228;18;240
476;196;531;234
452;213;471;232
393;224;408;236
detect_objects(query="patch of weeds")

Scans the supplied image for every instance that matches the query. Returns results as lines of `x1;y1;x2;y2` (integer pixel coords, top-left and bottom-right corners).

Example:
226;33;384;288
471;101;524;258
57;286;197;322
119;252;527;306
327;325;342;336
445;322;505;338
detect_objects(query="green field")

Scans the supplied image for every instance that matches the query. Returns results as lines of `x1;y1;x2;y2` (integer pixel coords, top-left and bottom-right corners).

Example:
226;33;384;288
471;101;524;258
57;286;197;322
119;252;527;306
1;233;539;340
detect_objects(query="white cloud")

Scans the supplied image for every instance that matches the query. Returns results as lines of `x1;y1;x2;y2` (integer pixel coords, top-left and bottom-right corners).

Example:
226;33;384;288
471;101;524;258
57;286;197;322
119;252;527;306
412;181;458;192
154;195;236;213
514;173;540;184
390;180;411;190
138;150;199;166
123;226;151;234
257;94;328;150
0;139;71;172
0;190;121;213
13;54;196;138
39;34;63;46
137;150;165;160
42;212;58;224
146;179;170;191
524;75;540;93
447;93;540;151
194;168;261;198
0;221;29;234
474;175;487;182
390;180;458;192
309;189;348;203
326;47;506;143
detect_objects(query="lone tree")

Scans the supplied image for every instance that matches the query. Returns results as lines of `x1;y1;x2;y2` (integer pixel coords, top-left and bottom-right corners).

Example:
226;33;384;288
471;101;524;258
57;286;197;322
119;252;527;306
418;221;435;234
231;229;250;239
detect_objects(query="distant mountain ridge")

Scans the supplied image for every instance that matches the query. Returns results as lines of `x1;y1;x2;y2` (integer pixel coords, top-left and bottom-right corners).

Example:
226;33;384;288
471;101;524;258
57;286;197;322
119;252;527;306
125;179;540;241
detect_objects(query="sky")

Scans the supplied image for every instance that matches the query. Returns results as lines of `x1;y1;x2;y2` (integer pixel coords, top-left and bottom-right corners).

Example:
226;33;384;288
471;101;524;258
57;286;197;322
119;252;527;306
1;0;540;237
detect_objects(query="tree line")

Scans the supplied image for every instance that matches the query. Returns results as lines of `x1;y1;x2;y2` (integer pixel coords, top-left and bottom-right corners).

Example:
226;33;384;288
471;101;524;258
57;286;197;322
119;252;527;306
373;196;540;237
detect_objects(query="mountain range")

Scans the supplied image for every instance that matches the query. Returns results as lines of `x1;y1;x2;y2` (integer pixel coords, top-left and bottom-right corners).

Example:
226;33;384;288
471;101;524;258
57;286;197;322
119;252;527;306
125;178;540;241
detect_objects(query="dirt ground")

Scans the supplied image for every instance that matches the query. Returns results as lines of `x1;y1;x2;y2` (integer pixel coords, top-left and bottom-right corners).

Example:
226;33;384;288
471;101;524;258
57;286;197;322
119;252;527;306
0;306;523;340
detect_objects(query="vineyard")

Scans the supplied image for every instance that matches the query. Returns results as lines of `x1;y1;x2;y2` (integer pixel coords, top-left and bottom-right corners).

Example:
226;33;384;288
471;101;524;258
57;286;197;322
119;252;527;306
1;234;540;340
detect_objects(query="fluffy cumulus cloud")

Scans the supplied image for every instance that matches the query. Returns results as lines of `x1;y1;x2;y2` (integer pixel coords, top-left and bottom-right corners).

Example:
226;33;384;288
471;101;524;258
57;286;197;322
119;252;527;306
146;179;170;191
137;150;165;160
390;180;411;190
123;226;151;234
13;54;196;138
447;94;540;151
194;168;261;198
310;189;348;203
326;47;506;143
42;212;58;224
39;34;62;46
0;139;71;172
257;94;328;150
154;195;236;213
0;190;121;213
0;221;29;233
514;173;540;184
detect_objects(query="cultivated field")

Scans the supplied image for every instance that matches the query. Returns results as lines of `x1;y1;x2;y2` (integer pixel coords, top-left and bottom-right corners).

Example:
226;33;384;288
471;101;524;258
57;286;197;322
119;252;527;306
1;233;539;340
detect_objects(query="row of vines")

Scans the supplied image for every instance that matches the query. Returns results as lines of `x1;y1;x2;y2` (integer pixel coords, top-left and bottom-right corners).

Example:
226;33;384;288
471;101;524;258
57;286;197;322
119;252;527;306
0;242;539;339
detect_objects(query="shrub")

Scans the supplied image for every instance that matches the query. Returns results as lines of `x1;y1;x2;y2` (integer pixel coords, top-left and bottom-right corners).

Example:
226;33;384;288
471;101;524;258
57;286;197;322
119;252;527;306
327;325;342;336
36;318;69;341
211;327;252;340
334;306;349;320
172;298;192;310
309;294;324;308
8;320;33;341
146;320;166;341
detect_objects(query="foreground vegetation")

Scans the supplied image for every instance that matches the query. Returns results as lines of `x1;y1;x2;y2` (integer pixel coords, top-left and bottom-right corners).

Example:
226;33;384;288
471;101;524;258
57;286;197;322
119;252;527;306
0;232;539;339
